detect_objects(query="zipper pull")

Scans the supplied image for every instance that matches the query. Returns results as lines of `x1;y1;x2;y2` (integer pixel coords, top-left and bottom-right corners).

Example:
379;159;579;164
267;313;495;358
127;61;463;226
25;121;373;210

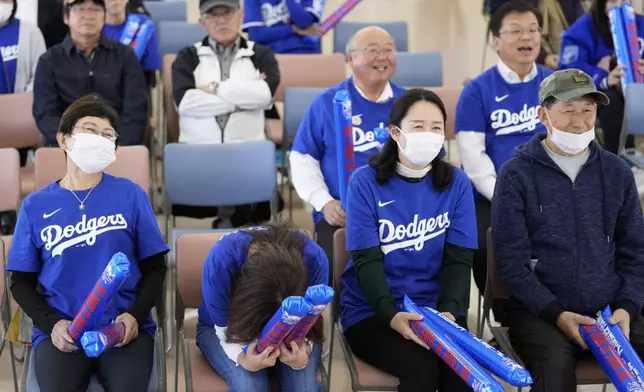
539;205;543;213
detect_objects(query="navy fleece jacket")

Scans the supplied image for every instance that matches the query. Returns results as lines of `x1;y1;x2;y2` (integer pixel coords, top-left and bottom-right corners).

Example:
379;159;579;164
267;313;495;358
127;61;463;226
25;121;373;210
492;134;644;324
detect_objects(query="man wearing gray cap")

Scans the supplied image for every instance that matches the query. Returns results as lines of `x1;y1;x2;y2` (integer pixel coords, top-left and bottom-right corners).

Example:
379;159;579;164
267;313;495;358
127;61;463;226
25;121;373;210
172;0;283;228
492;69;644;391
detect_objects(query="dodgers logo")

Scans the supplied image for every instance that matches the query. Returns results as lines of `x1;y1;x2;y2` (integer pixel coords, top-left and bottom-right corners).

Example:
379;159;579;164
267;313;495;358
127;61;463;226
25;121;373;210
41;214;128;257
281;311;301;325
103;263;116;285
260;1;290;27
352;114;385;152
379;212;450;255
490;104;540;136
0;44;19;62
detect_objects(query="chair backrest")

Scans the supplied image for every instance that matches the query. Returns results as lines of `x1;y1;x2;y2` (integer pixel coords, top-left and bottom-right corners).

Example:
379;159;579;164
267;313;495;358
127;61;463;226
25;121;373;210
164;141;277;206
175;232;228;327
333;21;409;54
431;86;462;142
145;1;187;24
283;87;325;142
625;83;644;136
487;228;509;300
391;51;443;87
34;146;151;192
163;54;180;143
157;21;205;56
0;148;20;213
274;54;346;102
332;229;350;322
0;93;43;149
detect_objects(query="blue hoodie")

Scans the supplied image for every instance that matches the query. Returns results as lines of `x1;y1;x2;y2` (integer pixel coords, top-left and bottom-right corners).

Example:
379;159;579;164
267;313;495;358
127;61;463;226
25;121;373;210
492;134;644;324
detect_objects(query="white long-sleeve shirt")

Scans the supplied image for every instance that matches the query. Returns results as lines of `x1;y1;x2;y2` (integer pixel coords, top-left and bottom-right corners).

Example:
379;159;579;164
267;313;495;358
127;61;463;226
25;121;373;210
456;60;538;201
290;82;394;211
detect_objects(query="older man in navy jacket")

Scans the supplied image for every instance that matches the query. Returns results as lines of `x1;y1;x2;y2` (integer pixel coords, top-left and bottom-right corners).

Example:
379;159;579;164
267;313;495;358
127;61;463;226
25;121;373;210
492;69;644;392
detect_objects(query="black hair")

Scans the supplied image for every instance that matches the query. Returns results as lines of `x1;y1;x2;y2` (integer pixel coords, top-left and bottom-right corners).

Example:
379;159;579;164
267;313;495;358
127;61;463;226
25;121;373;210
369;88;454;190
63;0;105;17
590;0;615;48
541;96;559;109
58;94;119;139
488;0;543;37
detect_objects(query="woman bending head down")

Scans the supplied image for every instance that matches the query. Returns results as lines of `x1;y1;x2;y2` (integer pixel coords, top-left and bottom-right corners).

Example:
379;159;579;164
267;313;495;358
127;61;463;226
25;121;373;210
7;95;169;391
196;224;328;392
340;88;478;391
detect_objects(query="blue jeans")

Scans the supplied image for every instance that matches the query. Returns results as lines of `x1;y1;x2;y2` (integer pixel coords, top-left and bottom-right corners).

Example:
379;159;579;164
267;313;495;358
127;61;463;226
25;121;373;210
196;323;322;392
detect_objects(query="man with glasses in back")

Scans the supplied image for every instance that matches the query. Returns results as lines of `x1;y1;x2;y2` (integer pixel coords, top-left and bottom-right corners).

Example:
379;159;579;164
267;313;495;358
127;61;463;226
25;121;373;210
290;26;406;276
32;0;148;147
455;0;553;323
172;0;283;229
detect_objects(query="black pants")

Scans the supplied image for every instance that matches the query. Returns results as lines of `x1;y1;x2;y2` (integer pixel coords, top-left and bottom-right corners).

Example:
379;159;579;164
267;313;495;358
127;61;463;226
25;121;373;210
34;333;154;392
172;193;284;228
315;219;340;287
473;199;491;295
505;302;644;392
598;87;634;155
345;316;472;392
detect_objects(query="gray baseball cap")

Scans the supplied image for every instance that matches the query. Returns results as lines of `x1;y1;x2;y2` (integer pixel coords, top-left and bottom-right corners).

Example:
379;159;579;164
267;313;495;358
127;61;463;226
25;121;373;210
199;0;240;14
539;69;610;106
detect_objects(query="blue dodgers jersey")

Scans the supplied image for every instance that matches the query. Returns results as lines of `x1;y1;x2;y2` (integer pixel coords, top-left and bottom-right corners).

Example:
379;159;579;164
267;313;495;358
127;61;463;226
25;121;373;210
0;18;20;94
292;78;406;223
6;174;169;347
102;13;161;71
559;13;644;87
197;229;328;328
455;65;552;173
243;0;324;54
340;166;478;330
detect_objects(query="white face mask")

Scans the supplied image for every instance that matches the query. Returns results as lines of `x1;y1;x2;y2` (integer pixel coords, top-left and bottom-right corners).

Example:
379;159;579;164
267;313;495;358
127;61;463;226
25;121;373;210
546;111;595;155
395;127;445;167
66;133;116;174
0;4;12;23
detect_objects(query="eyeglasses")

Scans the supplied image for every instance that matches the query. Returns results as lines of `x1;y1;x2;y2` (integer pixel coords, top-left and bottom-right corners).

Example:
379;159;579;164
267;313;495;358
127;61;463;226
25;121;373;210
499;26;542;40
350;45;397;58
202;8;236;22
73;123;118;142
69;5;104;14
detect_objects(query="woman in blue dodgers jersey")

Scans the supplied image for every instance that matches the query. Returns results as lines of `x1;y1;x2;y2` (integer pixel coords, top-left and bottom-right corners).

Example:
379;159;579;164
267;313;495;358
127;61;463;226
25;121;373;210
342;89;478;392
196;225;327;391
559;0;644;154
455;0;551;317
242;0;324;54
6;95;168;392
102;0;161;88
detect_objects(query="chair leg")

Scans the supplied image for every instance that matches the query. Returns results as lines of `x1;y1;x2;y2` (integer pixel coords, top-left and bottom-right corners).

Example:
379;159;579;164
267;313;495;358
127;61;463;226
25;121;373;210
174;326;180;392
8;341;18;392
602;385;607;392
476;291;483;338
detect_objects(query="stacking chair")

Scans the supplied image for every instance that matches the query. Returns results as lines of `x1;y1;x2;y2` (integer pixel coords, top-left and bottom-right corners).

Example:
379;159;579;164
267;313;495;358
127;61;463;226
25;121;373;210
174;232;232;392
0;148;20;254
145;1;187;24
268;54;346;144
482;229;610;391
331;229;398;391
163;141;279;352
333;21;408;54
175;232;326;392
620;83;644;169
22;317;166;392
391;51;443;88
0;238;19;392
0;93;44;195
34;146;151;192
281;87;326;218
431;87;462;162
